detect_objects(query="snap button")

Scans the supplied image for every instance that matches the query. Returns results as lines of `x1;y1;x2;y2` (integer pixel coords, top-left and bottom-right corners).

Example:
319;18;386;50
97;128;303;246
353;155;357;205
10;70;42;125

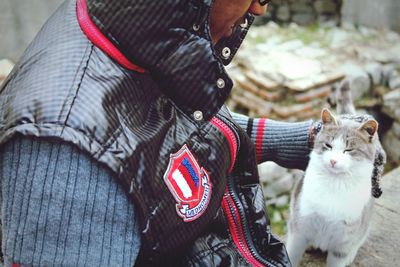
221;47;231;59
216;78;225;89
192;24;200;31
193;110;204;121
240;18;248;28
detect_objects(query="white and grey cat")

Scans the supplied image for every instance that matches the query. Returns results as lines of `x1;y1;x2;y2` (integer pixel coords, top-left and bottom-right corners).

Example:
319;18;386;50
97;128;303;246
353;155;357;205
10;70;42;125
286;81;382;267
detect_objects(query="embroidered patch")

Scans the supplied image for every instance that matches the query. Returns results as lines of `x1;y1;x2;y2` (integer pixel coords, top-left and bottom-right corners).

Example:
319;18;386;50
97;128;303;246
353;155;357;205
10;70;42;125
164;145;212;222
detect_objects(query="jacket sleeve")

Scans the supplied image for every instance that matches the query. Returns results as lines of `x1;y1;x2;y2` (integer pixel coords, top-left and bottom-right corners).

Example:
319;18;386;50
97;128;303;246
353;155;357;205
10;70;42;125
231;112;313;170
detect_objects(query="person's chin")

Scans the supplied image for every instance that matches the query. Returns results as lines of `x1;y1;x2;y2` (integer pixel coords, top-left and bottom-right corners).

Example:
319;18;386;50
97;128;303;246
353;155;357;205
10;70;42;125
223;27;234;38
213;28;234;44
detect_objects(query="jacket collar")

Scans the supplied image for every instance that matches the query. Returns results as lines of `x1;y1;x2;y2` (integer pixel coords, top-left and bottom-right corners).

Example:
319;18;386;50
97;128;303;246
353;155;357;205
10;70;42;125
83;0;254;121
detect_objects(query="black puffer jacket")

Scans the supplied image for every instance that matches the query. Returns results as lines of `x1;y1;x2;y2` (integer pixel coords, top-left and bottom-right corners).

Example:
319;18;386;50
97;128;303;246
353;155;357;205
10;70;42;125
0;0;290;266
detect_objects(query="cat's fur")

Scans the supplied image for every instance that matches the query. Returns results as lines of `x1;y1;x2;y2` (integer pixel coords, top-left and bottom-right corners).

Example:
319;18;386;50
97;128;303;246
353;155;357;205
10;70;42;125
286;81;381;267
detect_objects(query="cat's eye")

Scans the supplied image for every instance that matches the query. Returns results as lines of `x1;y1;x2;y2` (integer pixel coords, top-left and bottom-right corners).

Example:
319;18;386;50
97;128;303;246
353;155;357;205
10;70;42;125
324;143;332;150
344;149;353;153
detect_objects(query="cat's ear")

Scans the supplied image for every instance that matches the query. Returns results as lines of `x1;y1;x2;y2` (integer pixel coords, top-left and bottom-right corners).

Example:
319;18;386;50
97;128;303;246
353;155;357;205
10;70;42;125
358;119;378;137
321;108;338;126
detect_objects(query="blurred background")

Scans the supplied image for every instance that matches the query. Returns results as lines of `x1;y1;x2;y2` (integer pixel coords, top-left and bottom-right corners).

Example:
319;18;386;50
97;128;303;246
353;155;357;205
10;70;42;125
0;0;399;61
0;0;63;61
0;0;399;265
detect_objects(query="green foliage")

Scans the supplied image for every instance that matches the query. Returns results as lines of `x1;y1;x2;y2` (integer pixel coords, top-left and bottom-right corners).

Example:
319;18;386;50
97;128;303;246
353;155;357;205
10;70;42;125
267;203;290;236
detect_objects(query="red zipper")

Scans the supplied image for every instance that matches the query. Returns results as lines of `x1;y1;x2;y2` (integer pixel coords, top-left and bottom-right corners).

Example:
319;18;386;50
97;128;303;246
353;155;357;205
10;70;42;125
212;116;272;266
222;189;266;267
210;116;237;172
211;116;261;265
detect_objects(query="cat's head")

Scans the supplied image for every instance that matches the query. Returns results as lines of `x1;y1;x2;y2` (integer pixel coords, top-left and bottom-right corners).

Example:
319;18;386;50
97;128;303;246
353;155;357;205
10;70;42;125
312;108;378;175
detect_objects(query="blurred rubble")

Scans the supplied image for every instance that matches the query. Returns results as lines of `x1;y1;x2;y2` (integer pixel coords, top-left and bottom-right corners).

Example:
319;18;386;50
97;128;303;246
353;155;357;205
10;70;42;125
226;23;400;232
227;22;400;122
227;22;400;159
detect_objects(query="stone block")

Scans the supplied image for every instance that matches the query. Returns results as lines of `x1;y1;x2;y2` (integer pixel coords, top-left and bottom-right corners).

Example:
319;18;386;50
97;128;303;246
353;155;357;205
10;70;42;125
263;173;294;199
314;0;337;14
340;64;372;100
317;14;338;25
381;64;397;86
274;195;290;208
388;69;400;90
365;62;383;86
382;88;400;120
272;101;316;119
382;122;400;163
292;13;315;25
290;2;313;13
277;5;291;22
285;71;343;92
258;161;289;184
349;74;372;100
293;86;332;103
244;70;280;91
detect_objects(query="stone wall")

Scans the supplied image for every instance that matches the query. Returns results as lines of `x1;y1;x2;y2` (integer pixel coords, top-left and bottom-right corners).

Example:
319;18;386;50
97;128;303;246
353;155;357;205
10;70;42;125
258;0;400;32
258;0;342;25
342;0;400;32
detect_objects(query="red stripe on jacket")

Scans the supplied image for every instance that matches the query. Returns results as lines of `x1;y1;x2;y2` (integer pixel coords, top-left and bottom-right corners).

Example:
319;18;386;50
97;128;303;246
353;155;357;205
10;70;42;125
255;118;266;162
76;0;145;73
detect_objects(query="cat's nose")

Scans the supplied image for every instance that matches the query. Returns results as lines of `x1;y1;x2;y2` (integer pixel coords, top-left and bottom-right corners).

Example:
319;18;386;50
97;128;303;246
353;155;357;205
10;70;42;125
330;159;337;167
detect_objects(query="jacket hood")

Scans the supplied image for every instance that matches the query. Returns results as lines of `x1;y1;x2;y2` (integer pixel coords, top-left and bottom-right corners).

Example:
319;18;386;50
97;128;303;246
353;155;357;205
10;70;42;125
86;0;254;121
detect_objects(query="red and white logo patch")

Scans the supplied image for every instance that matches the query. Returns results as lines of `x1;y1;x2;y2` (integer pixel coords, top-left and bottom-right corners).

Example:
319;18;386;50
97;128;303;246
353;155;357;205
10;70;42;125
164;145;212;222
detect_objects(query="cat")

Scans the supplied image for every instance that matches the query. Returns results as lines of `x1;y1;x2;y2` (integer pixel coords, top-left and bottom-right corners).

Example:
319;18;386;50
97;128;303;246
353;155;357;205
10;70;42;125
285;80;383;267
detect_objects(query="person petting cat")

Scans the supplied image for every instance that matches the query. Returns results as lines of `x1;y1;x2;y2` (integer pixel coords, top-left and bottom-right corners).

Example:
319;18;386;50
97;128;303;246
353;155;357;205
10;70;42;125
286;81;386;267
0;0;317;266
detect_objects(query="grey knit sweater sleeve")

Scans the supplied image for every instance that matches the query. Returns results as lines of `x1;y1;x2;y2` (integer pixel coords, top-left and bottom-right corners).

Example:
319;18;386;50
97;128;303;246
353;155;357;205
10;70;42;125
231;112;313;170
0;136;140;267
